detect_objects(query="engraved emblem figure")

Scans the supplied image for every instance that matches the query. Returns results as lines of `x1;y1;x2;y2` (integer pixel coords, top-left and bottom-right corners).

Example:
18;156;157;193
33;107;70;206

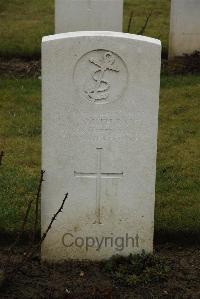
85;52;120;103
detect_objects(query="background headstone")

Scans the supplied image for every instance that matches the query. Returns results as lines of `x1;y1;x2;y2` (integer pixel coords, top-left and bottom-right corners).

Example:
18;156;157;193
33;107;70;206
55;0;123;33
169;0;200;58
42;32;161;261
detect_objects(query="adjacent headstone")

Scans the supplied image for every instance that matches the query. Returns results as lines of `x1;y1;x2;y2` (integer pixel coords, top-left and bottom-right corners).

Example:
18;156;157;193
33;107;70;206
169;0;200;58
55;0;123;33
42;31;161;261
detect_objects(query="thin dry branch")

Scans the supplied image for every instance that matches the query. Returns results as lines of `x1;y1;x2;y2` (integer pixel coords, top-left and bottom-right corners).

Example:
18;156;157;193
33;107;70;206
5;193;69;282
24;193;69;263
127;11;134;33
0;151;4;166
39;192;68;245
137;11;153;35
33;170;45;242
4;198;34;270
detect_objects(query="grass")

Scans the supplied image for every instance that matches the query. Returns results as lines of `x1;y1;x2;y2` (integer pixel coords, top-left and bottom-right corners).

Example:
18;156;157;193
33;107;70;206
0;75;199;236
0;79;41;231
0;0;170;59
156;75;200;237
0;0;54;59
124;0;170;55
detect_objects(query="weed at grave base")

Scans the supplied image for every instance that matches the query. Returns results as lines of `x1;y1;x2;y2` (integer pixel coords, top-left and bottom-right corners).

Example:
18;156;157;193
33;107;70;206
103;250;171;287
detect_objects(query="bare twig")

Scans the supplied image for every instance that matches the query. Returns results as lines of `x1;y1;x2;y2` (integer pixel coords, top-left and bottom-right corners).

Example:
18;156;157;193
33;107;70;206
137;11;153;35
33;170;45;242
39;193;68;246
25;193;68;262
127;11;134;33
0;151;4;166
6;193;69;281
4;198;34;271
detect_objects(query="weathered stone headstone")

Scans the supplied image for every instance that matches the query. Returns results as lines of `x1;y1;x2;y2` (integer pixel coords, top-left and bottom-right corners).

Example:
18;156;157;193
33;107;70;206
169;0;200;58
42;31;161;261
55;0;123;33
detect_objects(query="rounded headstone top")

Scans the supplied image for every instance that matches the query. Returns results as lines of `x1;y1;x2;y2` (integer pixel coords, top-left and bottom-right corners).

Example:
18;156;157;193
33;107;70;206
42;31;161;47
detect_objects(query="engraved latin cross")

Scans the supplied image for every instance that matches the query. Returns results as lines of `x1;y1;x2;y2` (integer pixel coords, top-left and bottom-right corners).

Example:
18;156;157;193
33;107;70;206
74;148;123;224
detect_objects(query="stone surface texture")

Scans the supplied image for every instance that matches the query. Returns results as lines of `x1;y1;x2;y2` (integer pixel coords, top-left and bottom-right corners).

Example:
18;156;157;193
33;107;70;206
55;0;123;33
169;0;200;58
42;32;161;261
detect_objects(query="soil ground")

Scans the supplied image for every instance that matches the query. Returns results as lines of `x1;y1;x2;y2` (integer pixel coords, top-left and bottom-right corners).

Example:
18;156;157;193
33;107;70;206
0;244;199;299
0;58;40;78
1;53;200;78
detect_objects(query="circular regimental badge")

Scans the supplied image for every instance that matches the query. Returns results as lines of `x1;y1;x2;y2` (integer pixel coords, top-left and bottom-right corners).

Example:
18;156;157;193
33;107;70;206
74;49;128;104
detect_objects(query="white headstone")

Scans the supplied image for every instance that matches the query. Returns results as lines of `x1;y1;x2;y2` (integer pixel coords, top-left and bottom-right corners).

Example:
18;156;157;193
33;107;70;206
169;0;200;58
55;0;123;33
42;31;161;261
